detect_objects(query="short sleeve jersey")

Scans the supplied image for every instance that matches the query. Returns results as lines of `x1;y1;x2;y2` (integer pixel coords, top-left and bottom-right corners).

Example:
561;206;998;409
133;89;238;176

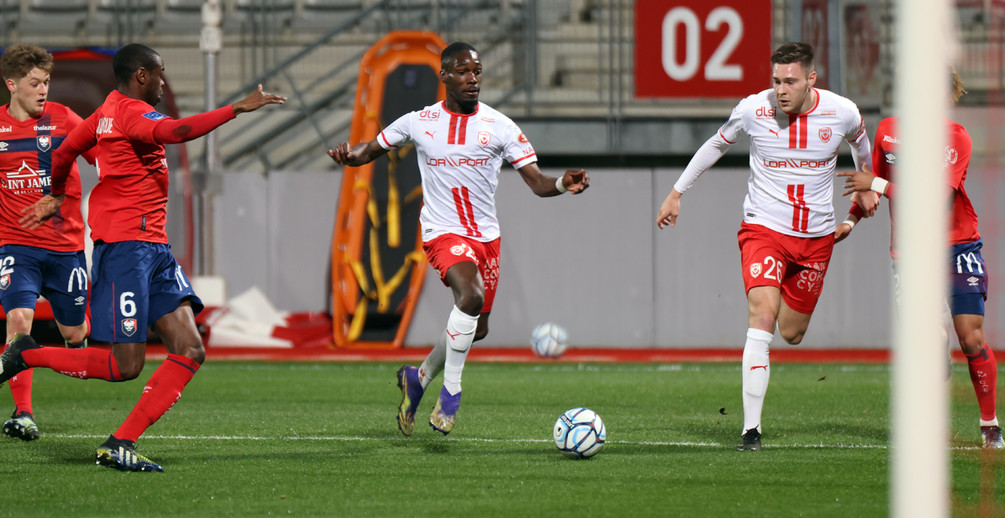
70;90;172;244
872;116;979;253
377;101;537;242
720;88;867;237
0;102;85;252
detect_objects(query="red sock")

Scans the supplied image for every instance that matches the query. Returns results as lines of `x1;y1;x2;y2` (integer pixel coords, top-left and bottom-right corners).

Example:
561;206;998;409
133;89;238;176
8;368;33;416
21;346;122;381
114;354;200;443
965;344;998;422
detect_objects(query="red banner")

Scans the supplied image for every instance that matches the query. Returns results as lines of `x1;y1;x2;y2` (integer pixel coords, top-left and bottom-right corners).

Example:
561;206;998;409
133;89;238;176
635;0;772;98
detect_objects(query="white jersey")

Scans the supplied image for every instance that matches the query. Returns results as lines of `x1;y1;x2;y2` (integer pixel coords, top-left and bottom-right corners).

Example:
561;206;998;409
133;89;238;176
378;101;537;242
720;88;868;237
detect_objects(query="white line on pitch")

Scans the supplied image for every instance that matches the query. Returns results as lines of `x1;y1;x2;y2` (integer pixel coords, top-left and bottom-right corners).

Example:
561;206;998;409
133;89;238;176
42;433;989;450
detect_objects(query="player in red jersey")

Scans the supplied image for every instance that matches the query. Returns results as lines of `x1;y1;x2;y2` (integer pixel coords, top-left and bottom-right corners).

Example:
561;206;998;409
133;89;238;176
5;43;286;471
837;70;1003;448
329;42;589;436
656;42;878;451
0;44;94;441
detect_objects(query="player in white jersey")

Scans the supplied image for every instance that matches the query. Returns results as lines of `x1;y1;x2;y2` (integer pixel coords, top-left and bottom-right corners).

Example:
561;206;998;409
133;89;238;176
655;42;877;451
328;42;589;436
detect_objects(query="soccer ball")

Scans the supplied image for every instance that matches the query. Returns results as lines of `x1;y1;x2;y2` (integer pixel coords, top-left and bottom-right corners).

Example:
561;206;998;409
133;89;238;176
530;322;568;358
553;407;606;458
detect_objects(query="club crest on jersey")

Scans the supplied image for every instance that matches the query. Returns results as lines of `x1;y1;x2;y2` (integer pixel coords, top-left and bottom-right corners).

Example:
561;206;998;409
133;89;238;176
142;111;168;121
450;243;478;262
36;136;51;151
518;132;528;144
818;127;832;143
944;146;958;165
478;131;491;146
121;318;138;337
750;263;762;278
0;274;8;290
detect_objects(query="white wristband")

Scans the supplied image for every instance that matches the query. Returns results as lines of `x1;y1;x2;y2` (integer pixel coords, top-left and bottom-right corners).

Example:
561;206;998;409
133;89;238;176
842;218;856;230
870;177;889;195
555;176;568;194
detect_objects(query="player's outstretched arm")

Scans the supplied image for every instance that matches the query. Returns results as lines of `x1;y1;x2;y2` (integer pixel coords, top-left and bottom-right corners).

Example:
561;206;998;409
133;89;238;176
656;189;682;229
19;194;65;230
838;166;890;198
232;84;287;114
515;164;589;197
327;140;388;167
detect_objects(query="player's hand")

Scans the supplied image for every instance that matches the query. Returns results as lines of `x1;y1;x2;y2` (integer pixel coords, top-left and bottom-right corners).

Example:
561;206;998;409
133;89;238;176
562;169;589;194
232;84;286;114
656;189;682;229
851;190;879;218
834;221;854;243
837;167;876;196
19;194;64;230
327;142;356;166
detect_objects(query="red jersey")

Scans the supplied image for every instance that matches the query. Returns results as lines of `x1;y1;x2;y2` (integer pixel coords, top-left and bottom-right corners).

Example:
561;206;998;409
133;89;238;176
52;90;236;244
0;102;87;252
872;117;980;257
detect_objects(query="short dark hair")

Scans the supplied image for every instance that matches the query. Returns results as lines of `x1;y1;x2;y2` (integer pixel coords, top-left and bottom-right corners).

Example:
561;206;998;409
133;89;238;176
771;42;814;72
950;67;967;103
0;44;54;81
440;42;477;70
113;43;161;86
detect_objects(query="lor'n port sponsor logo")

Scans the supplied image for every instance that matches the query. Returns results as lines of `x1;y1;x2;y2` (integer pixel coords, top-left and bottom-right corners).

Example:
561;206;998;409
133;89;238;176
426;156;490;167
763;158;829;169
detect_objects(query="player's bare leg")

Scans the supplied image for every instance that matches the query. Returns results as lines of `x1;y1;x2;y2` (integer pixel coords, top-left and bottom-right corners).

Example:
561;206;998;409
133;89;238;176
3;309;38;440
55;319;89;349
97;304;204;472
954;314;1003;448
776;301;813;346
3;310;88;440
738;286;784;450
430;262;482;435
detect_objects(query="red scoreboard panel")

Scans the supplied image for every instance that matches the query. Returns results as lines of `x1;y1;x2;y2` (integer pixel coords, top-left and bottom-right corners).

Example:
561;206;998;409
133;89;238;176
635;0;773;98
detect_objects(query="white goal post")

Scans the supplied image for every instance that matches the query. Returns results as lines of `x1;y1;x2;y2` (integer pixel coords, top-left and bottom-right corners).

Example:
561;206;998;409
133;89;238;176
892;0;953;515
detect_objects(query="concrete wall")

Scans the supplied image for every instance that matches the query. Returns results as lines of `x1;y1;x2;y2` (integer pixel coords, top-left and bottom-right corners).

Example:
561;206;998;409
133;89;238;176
214;171;340;315
212;166;929;349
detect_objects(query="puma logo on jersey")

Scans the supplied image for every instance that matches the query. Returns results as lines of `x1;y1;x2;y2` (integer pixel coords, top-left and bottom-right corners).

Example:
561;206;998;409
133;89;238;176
425;130;436;140
768;129;779;138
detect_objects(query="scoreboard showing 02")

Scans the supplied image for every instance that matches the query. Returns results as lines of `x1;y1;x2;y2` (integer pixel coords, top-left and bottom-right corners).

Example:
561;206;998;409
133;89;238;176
634;0;772;98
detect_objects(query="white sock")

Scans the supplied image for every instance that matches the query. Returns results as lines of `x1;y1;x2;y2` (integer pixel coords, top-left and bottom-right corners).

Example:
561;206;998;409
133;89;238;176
980;417;999;427
418;331;447;389
741;328;773;434
442;305;478;396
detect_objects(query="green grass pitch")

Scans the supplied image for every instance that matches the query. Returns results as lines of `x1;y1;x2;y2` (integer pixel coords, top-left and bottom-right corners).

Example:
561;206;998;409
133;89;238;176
1;360;1002;516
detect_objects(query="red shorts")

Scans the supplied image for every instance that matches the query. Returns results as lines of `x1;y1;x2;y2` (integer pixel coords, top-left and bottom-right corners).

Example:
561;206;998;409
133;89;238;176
737;222;834;314
423;234;501;313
